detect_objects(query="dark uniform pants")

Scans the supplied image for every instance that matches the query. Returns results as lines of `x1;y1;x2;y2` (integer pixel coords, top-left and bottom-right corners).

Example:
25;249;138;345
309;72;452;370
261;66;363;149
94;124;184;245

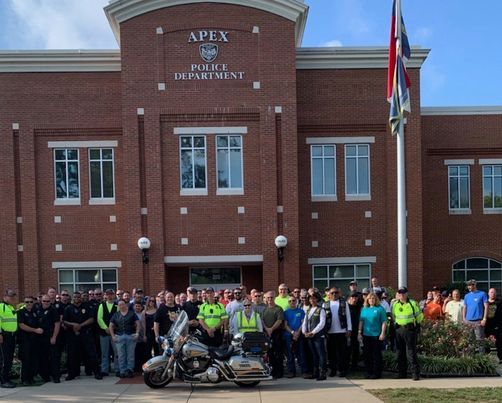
67;331;99;377
0;332;16;382
38;337;60;381
19;336;39;383
269;330;284;378
395;325;419;377
327;333;349;373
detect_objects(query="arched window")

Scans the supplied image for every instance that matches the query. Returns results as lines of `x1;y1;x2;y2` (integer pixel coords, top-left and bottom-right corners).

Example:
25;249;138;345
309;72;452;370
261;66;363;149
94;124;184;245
452;257;502;293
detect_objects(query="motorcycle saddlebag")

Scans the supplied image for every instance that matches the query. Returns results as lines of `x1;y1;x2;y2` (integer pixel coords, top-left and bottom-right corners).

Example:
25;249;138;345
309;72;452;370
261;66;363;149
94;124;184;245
242;332;269;354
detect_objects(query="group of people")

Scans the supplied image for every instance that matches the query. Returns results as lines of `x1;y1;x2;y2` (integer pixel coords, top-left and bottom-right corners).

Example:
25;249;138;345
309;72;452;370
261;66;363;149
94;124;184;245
0;277;500;388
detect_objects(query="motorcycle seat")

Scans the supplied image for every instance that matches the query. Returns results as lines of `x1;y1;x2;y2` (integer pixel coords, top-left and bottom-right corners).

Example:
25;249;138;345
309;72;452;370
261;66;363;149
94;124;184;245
208;345;235;360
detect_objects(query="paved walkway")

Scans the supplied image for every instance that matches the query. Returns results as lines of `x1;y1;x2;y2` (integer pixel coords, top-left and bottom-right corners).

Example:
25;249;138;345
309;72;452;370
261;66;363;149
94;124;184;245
0;375;500;402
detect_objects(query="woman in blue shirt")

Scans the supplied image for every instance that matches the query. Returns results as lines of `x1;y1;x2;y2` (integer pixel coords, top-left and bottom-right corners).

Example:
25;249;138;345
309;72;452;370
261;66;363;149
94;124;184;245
358;292;387;379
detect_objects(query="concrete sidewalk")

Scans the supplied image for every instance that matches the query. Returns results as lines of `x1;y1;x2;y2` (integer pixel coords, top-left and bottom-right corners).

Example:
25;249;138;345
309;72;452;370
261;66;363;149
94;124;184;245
0;375;500;402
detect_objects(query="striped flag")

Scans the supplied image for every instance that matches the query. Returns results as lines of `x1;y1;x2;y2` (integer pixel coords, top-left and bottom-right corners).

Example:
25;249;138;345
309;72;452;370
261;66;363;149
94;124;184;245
387;0;411;135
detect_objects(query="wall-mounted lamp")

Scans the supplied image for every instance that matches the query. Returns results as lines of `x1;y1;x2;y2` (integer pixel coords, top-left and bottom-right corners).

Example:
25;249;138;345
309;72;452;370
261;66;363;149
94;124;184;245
137;237;151;264
274;235;288;262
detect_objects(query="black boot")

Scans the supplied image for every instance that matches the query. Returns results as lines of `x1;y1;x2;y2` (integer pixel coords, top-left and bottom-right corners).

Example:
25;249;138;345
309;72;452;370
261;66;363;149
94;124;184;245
316;370;327;381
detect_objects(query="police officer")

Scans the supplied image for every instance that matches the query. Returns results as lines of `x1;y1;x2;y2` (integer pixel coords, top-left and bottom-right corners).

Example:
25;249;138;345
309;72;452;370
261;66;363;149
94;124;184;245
232;301;262;335
197;287;228;347
62;291;102;380
96;289;118;376
54;289;70;376
391;287;423;381
0;289;18;388
18;296;43;385
36;294;61;383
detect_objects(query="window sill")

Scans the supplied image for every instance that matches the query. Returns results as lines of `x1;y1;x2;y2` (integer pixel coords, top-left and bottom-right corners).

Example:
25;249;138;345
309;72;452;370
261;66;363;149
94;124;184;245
89;198;115;205
345;194;371;201
449;209;471;215
311;195;337;202
180;189;208;196
54;199;81;206
483;208;502;215
217;189;244;196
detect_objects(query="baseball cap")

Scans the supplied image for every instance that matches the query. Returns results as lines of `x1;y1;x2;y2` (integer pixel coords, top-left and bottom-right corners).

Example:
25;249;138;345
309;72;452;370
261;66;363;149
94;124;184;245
362;288;369;294
397;287;408;294
349;281;357;286
187;287;197;294
205;287;215;293
136;288;144;293
105;289;115;295
349;291;359;298
467;279;477;285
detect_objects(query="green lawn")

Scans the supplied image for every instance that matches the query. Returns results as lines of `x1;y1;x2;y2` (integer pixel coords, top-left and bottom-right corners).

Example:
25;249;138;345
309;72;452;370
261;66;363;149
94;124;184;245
368;387;502;403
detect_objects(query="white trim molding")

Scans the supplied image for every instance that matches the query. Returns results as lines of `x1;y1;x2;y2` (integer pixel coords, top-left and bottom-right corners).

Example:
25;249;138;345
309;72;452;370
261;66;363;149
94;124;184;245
174;127;247;135
105;0;309;46
449;209;471;215
296;47;429;70
444;159;475;166
307;136;375;144
345;195;371;201
48;141;118;148
0;50;121;72
308;256;377;265
52;261;122;268
165;255;264;264
422;106;502;116
479;159;502;165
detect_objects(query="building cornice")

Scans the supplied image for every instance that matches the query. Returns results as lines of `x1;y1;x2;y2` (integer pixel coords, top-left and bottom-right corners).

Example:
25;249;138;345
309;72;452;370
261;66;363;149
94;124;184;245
421;106;502;116
296;46;429;69
104;0;309;46
0;50;121;72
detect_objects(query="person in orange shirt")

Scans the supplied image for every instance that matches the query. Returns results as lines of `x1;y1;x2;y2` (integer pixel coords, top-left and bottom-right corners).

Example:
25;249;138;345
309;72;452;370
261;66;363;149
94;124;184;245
423;293;443;320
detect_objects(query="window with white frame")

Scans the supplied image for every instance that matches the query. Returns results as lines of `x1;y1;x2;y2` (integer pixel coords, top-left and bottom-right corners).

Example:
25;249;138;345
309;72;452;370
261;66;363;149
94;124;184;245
58;267;117;293
448;165;470;210
89;148;115;201
180;136;207;191
452;257;502;294
311;145;336;197
345;144;370;197
483;165;502;209
54;149;80;200
312;263;371;291
216;135;243;191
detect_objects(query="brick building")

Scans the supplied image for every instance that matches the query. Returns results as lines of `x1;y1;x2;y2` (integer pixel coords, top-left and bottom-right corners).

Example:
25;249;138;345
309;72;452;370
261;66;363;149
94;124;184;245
0;0;501;297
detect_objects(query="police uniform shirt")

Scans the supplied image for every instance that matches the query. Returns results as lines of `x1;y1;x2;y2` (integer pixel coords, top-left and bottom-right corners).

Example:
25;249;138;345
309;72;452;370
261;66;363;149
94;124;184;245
18;307;39;339
183;300;201;321
36;305;59;337
63;303;92;331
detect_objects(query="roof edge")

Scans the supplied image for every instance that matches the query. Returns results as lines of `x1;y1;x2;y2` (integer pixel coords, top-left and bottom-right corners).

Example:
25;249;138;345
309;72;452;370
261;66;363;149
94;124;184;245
421;106;502;116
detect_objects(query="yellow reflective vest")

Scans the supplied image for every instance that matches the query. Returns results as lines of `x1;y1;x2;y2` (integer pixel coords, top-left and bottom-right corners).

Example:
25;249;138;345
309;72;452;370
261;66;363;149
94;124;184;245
197;302;228;328
0;302;18;332
236;311;260;333
392;299;423;326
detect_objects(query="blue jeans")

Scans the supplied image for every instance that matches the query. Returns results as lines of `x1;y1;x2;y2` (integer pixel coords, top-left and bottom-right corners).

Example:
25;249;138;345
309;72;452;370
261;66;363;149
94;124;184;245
307;335;327;374
115;334;136;374
100;335;118;374
283;332;308;374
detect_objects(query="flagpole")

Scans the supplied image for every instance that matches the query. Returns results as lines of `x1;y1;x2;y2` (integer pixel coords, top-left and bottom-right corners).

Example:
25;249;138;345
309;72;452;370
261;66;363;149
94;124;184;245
397;117;407;288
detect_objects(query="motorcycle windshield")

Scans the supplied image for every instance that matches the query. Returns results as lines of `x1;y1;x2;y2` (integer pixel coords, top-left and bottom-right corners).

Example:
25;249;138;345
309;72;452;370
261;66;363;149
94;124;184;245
167;309;188;340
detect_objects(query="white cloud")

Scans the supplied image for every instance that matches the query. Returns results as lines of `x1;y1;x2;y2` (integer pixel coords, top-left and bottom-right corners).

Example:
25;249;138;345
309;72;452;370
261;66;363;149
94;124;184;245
321;39;343;47
8;0;117;49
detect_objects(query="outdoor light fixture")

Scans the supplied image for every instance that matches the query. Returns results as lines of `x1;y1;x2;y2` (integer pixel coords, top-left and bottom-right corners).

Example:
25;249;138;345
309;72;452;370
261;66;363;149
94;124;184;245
137;237;151;264
274;235;288;262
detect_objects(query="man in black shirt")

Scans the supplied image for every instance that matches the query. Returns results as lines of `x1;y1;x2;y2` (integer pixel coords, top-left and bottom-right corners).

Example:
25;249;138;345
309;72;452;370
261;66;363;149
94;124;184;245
18;296;43;386
36;294;61;383
183;288;201;333
63;291;102;380
154;292;181;340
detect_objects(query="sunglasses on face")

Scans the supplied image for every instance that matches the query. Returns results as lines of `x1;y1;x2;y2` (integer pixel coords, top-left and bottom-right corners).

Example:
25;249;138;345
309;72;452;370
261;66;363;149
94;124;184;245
25;301;34;304
244;304;251;307
42;300;51;303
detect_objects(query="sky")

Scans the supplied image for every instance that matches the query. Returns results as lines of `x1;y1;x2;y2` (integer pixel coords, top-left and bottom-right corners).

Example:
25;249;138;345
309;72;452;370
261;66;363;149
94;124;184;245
0;0;501;107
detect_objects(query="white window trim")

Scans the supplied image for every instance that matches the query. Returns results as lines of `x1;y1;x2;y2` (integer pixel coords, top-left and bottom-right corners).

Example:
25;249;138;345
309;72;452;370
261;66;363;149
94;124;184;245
165;255;263;264
444;159;475;165
345;144;371;200
310;144;336;200
308;256;376;265
479;159;502;165
312;262;372;289
482;164;502;210
179;135;207;194
88;148;116;204
54;198;81;206
174;127;248;135
306;136;375;144
484;208;502;215
54;148;80;204
48;140;118;148
52;261;122;268
57;267;118;292
216;135;244;194
448;165;471;212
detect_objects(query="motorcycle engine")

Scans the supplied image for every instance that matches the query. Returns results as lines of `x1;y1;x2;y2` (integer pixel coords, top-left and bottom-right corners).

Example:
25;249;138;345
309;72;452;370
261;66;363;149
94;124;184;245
181;356;211;373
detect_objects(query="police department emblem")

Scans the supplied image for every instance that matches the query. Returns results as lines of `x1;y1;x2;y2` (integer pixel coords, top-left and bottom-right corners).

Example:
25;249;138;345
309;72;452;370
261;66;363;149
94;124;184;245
199;43;219;63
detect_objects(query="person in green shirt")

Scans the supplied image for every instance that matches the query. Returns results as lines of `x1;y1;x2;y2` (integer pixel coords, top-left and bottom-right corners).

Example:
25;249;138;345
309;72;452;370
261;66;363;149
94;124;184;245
197;287;228;347
96;289;118;376
274;284;289;311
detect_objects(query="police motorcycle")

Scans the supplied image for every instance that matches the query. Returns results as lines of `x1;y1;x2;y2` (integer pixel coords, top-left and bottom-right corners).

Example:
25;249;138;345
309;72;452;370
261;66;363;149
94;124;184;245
142;310;271;388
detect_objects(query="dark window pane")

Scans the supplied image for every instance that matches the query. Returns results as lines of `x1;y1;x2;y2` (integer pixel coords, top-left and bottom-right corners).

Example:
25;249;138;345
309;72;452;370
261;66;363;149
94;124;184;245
181;137;192;148
67;149;78;160
230;136;241;147
217;149;229;188
217;136;228;148
90;161;102;198
453;271;465;282
453;260;465;270
55;150;66;160
55;162;68;198
102;149;113;160
181;150;193;189
76;270;100;283
102;161;114;198
67;161;79;198
230;149;242;188
466;270;488;281
194;137;205;148
346;158;357;194
467;258;489;269
102;270;117;282
313;266;327;278
89;149;100;160
490;260;502;269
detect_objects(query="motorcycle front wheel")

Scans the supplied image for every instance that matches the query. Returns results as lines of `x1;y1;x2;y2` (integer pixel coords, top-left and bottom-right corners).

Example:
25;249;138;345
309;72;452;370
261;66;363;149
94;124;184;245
234;381;260;388
144;368;173;389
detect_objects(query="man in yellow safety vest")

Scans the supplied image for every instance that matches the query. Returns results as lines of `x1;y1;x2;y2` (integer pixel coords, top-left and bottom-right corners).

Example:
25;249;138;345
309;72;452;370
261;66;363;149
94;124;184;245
231;301;263;335
0;289;18;388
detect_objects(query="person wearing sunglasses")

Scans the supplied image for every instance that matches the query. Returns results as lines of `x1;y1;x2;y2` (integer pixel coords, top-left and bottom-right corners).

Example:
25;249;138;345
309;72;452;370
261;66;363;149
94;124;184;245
36;294;61;383
0;289;18;388
17;296;43;386
283;296;306;378
197;287;228;347
230;301;262;336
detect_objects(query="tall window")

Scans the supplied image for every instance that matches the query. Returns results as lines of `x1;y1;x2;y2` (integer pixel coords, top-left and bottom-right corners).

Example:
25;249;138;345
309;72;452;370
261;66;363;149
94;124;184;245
180;136;207;192
452;257;502;294
216;135;243;192
311;145;336;198
483;165;502;209
58;268;117;293
345;144;370;197
312;264;371;291
54;149;80;201
448;165;470;210
89;148;115;201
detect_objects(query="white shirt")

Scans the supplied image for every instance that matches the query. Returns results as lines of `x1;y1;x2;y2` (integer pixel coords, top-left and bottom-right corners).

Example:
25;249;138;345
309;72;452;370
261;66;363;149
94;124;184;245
328;299;352;333
226;299;244;321
380;299;391;313
302;306;326;335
